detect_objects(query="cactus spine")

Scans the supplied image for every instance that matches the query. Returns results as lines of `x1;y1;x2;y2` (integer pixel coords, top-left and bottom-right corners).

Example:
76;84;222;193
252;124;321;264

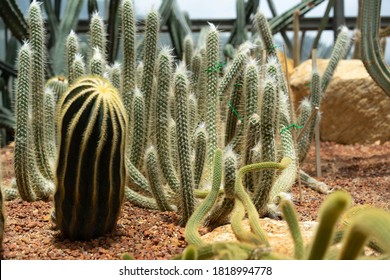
89;12;107;62
54;77;127;240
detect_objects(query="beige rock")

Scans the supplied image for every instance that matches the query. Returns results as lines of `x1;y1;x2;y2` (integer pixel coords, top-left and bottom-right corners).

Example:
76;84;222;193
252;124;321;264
290;59;390;144
201;218;317;257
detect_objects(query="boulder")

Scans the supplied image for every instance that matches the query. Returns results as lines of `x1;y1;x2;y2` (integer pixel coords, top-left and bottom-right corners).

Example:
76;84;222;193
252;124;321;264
290;59;390;144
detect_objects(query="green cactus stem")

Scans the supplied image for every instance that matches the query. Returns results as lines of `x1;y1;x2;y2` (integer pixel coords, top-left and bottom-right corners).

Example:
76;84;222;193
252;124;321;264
225;75;243;146
89;12;107;62
28;1;54;180
174;64;195;225
108;62;121;90
193;123;207;188
280;198;304;259
125;157;152;196
54;76;127;240
339;208;390;259
129;89;146;169
359;0;390;97
44;88;56;161
124;186;159;210
141;9;159;139
307;191;352;260
185;149;222;246
70;54;86;85
205;23;220;166
121;0;136;128
253;78;278;212
234;157;292;246
14;43;36;201
45;76;69;104
145;146;174;211
155;48;180;193
66;30;79;81
321;26;350;95
89;47;105;76
183;34;194;70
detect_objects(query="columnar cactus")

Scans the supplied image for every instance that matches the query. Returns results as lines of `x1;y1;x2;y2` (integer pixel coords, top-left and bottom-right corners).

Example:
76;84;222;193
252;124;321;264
54;76;127;240
205;24;220;166
155;48;180;193
174;64;195;225
28;1;54;180
66;30;79;82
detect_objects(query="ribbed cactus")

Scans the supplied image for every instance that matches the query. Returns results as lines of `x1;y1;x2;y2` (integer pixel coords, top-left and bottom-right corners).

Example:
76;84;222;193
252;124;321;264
54;76;127;240
193;123;207;188
89;47;105;76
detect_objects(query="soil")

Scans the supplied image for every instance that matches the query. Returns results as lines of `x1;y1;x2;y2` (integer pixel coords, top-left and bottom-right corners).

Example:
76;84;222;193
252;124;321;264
0;141;389;260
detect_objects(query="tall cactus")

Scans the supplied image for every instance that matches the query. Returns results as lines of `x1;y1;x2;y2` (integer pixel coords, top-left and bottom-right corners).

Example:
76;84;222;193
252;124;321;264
174;64;195;225
28;1;54;180
205;23;220;166
54;77;127;240
155;48;180;193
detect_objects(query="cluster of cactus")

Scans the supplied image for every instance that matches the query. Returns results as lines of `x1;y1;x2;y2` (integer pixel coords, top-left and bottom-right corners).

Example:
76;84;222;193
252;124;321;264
8;0;353;242
176;190;390;260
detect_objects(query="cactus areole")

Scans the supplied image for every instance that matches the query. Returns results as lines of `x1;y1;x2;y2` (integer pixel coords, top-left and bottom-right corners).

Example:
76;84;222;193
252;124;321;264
54;76;127;240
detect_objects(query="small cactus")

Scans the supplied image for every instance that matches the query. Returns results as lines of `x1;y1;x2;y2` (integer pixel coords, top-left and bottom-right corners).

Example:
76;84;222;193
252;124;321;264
54;76;127;240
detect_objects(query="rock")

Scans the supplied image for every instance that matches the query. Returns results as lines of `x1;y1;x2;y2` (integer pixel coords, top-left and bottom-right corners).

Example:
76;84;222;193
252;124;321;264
201;218;317;257
290;59;390;144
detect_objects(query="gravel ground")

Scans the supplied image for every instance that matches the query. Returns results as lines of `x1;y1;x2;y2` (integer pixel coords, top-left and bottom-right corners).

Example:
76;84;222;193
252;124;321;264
1;141;389;259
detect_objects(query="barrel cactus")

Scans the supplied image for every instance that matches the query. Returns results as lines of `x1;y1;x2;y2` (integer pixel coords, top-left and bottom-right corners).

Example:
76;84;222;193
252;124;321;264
54;76;127;240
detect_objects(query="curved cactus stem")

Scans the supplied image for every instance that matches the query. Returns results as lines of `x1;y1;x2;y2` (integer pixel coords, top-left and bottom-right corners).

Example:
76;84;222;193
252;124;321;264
185;149;223;246
338;208;390;259
307;191;352;260
124;186;159;210
280;198;304;259
234;157;291;246
359;0;390;98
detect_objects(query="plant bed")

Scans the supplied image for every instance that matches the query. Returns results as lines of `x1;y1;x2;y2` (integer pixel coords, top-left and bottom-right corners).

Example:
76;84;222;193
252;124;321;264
1;141;389;260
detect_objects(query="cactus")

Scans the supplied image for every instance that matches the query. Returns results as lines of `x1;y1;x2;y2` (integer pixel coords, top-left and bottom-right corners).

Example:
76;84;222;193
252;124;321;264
54;76;127;240
45;76;69;104
205;24;220;166
128;89;145;169
193;123;207;188
141;9;159;139
359;0;390;98
89;12;107;62
174;64;195;225
145;146;173;211
120;0;136;128
185;149;223;246
70;54;86;84
155;48;180;193
66;30;79;81
28;1;54;181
